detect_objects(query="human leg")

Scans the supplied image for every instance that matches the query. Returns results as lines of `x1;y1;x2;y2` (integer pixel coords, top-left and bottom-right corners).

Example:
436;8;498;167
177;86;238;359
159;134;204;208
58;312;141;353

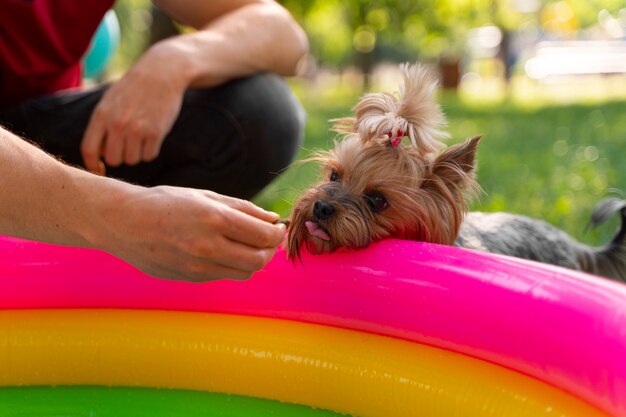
0;73;305;199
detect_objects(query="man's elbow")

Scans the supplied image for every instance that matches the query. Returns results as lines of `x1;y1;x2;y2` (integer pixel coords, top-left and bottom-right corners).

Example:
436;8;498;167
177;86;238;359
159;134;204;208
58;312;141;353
266;4;309;75
287;22;309;75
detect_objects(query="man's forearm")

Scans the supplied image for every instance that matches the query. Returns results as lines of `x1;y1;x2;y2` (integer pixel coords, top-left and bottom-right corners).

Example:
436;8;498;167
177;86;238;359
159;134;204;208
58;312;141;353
147;2;308;88
0;127;124;247
0;126;286;281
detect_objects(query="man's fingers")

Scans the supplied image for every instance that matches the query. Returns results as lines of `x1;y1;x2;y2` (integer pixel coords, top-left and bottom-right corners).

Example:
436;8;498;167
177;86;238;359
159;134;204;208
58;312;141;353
124;135;143;166
206;193;285;248
155;240;276;282
142;130;162;162
144;259;257;283
207;238;278;275
103;130;125;167
220;208;286;249
81;115;107;173
214;193;281;223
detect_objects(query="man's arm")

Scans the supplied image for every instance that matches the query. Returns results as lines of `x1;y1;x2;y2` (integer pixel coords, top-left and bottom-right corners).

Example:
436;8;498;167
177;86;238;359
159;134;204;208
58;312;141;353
81;0;308;172
0;128;98;247
0;126;286;282
153;0;309;83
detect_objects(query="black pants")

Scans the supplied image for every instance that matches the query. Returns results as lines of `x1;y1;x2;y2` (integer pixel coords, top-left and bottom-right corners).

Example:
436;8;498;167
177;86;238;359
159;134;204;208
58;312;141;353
0;73;305;200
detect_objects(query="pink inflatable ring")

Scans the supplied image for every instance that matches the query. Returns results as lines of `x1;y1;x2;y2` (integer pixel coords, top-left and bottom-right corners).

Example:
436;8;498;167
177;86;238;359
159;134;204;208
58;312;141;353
0;236;624;416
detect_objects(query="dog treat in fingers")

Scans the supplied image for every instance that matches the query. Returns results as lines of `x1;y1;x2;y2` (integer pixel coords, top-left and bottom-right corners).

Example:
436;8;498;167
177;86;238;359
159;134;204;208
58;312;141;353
274;218;291;229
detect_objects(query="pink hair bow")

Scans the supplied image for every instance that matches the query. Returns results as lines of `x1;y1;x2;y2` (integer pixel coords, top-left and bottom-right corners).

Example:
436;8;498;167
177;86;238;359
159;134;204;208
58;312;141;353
387;129;405;148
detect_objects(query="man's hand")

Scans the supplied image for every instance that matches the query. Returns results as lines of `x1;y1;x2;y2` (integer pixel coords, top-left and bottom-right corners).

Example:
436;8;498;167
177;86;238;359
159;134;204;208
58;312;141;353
81;44;188;173
81;0;308;174
95;185;286;282
1;125;286;283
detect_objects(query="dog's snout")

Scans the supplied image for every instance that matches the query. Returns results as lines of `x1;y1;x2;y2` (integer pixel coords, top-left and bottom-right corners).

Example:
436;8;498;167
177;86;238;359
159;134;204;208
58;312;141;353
313;200;335;220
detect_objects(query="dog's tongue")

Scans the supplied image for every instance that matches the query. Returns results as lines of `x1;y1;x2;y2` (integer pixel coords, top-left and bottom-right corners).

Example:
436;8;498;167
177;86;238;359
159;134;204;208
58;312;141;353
305;221;331;241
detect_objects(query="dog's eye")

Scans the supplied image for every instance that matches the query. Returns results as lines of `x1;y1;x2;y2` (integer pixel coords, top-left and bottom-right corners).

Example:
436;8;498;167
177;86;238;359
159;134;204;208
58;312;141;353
329;170;340;182
365;192;389;213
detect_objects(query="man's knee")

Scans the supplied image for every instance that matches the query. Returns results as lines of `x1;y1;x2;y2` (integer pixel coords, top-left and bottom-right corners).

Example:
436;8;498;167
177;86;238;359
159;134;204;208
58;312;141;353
174;73;305;197
220;73;304;146
184;73;304;149
207;73;304;166
227;74;306;194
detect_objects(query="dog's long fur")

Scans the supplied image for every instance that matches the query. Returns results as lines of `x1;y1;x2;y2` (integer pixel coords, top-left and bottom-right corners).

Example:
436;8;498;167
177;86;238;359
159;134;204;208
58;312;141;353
331;64;449;155
287;63;626;283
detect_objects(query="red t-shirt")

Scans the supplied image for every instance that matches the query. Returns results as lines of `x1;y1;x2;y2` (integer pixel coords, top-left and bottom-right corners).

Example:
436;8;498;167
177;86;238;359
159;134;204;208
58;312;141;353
0;0;115;109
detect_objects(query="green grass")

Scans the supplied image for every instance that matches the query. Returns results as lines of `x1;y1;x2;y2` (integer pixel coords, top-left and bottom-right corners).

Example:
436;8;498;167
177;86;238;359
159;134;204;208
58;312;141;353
254;87;626;247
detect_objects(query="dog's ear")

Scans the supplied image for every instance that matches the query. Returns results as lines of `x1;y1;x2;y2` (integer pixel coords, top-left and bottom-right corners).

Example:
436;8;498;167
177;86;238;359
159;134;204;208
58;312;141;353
430;135;481;187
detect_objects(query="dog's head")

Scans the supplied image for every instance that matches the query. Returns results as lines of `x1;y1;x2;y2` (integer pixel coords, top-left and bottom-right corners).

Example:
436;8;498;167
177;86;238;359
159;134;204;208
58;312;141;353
286;64;481;260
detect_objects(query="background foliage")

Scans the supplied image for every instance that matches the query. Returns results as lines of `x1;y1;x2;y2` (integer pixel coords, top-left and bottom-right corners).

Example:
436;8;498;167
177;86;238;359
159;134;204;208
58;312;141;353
279;0;625;70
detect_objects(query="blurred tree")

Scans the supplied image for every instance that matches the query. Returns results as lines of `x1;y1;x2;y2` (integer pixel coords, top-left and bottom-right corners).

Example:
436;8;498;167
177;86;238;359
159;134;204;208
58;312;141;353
280;0;496;87
565;0;624;29
111;0;151;73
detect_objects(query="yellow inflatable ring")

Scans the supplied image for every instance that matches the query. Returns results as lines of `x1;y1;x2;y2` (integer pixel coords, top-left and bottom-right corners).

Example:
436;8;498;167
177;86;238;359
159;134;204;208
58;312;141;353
0;309;608;417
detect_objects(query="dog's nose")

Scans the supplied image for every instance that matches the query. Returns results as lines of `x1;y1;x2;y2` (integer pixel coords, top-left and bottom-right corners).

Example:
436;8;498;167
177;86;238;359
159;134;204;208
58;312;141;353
313;200;335;220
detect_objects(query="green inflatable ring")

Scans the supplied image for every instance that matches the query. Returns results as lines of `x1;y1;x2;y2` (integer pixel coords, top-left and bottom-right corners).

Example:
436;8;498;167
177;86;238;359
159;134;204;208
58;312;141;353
0;386;346;417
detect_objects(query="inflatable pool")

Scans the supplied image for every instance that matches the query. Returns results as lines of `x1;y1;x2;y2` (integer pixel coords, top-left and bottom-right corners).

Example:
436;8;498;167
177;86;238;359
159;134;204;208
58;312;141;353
0;235;624;417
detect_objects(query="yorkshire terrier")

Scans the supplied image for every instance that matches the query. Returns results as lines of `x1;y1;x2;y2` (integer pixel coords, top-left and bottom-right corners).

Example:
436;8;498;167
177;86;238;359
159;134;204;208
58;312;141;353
287;64;626;282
